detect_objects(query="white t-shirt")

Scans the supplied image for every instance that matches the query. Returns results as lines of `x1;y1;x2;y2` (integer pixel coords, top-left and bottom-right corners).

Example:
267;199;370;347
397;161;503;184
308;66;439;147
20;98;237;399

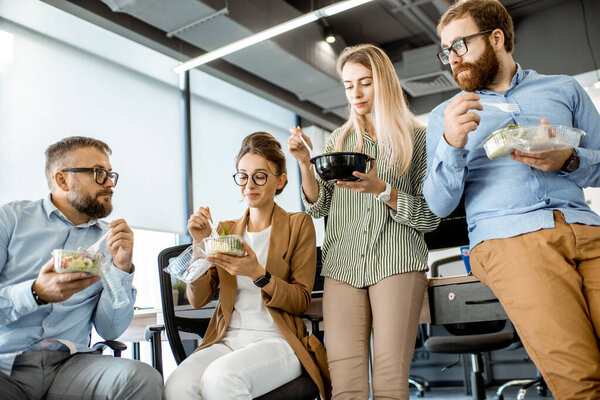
228;226;280;332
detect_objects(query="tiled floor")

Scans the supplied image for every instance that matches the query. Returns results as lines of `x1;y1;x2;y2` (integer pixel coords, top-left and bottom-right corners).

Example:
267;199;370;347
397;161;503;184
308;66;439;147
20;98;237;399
408;385;554;399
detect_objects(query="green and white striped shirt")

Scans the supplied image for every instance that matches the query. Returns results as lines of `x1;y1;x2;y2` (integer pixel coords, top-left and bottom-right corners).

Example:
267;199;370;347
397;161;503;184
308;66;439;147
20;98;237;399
302;126;439;288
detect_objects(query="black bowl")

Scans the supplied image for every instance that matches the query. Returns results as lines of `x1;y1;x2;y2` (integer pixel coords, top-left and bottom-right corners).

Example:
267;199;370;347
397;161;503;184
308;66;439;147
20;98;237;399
310;152;372;182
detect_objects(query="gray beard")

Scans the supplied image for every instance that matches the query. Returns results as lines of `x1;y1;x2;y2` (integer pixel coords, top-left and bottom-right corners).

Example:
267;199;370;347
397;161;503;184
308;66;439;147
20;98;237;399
68;192;113;219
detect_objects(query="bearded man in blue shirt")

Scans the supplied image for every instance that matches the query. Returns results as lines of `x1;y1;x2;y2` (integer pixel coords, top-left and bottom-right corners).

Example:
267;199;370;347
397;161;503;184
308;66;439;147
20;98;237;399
424;1;600;398
0;136;162;399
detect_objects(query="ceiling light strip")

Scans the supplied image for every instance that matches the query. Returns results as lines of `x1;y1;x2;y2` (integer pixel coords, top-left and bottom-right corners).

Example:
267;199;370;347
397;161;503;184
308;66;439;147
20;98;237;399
172;0;373;73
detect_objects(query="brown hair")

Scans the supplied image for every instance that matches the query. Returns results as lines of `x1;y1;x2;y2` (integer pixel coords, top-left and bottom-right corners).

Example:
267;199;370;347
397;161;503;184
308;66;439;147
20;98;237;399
438;0;514;53
236;132;287;195
45;136;112;190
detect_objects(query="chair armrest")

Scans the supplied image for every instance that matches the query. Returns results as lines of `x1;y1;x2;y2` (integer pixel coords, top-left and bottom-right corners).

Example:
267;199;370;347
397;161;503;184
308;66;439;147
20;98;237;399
145;324;165;376
92;340;128;357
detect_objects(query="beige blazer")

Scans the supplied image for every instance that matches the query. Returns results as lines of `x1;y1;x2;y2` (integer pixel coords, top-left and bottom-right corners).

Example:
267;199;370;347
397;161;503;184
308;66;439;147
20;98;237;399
187;203;329;399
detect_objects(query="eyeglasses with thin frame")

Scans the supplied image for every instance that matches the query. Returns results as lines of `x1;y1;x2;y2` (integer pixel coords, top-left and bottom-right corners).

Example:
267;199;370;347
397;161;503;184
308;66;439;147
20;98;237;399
437;30;494;64
232;171;279;187
61;168;119;186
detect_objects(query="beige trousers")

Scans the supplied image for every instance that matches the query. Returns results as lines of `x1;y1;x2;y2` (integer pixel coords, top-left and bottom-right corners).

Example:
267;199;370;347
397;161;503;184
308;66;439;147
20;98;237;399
470;211;600;400
323;271;427;400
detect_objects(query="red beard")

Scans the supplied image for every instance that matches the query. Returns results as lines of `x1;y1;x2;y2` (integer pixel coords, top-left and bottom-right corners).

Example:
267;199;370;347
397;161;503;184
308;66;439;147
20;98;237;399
453;40;500;92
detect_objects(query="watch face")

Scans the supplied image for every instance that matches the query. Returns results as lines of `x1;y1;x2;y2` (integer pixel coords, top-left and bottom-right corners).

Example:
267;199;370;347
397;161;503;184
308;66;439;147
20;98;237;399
379;193;390;202
563;150;580;172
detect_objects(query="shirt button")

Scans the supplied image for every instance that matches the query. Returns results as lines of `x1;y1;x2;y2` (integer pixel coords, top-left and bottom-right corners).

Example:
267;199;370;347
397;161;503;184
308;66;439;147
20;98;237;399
360;254;365;258
367;208;370;212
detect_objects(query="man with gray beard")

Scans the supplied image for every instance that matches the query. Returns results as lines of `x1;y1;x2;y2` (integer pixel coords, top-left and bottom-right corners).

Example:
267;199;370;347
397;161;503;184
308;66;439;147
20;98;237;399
0;136;162;399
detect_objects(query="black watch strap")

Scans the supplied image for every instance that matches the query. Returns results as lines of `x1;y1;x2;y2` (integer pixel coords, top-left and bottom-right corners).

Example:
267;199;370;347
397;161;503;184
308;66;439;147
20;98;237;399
560;148;580;173
253;271;271;288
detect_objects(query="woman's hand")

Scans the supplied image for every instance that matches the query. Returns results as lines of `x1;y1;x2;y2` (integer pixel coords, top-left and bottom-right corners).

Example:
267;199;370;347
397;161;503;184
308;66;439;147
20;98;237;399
188;207;213;243
207;242;264;280
287;126;313;166
334;158;386;195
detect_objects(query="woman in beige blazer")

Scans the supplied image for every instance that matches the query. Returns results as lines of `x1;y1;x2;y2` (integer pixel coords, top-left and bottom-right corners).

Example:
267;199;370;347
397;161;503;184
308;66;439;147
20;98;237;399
164;132;329;400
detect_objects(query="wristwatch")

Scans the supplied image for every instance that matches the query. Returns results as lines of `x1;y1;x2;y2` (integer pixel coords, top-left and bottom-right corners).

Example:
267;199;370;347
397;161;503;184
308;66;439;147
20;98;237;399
560;148;580;173
375;181;392;202
253;271;271;288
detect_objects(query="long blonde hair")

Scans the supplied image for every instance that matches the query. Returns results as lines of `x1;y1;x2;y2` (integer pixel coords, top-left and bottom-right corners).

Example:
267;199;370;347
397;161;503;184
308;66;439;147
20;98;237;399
336;44;422;174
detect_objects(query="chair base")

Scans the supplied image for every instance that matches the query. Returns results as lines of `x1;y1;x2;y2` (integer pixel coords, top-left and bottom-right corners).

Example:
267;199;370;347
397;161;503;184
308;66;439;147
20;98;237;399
494;376;548;400
409;376;429;398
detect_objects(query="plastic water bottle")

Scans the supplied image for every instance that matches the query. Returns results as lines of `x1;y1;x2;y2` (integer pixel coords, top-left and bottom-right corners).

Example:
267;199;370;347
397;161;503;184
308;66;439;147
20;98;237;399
100;266;129;308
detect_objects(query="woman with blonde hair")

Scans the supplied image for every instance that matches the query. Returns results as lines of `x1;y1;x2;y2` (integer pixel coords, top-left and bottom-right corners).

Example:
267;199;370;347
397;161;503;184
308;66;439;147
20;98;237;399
289;44;439;399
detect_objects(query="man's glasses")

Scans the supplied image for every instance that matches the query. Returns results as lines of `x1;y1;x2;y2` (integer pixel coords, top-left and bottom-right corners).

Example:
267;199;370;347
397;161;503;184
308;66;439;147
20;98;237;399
61;168;119;186
233;172;278;186
437;30;494;64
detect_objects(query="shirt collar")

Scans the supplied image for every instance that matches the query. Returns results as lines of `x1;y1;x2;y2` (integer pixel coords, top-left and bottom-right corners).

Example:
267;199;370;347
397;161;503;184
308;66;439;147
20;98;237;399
43;193;101;228
474;63;525;95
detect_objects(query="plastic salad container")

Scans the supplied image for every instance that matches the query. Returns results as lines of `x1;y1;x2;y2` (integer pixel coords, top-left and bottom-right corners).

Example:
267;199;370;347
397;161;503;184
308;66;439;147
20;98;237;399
482;125;585;159
203;235;245;257
164;244;212;283
53;249;105;275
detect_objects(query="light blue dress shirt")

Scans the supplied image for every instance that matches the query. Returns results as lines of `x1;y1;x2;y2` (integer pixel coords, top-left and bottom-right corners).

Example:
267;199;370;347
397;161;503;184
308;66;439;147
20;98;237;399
424;64;600;248
0;195;136;375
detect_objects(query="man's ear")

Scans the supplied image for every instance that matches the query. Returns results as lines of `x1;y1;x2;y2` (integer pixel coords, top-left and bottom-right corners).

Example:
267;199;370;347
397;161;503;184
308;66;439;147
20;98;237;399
490;28;505;51
54;170;69;192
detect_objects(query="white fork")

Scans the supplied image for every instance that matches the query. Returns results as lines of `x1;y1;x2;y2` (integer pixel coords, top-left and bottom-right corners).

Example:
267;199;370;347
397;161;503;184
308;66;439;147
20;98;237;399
480;101;520;113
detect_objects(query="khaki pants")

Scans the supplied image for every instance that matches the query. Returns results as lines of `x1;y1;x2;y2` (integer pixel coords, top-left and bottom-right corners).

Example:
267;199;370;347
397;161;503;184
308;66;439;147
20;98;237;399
470;211;600;400
323;271;426;400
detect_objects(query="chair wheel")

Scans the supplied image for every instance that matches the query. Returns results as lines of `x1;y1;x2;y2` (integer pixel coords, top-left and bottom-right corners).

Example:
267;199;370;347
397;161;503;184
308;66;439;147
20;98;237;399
537;386;548;396
495;395;503;400
417;391;424;398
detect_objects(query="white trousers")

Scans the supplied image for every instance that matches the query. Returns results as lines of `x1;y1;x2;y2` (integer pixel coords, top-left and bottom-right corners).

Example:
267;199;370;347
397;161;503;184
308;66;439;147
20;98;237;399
163;329;302;400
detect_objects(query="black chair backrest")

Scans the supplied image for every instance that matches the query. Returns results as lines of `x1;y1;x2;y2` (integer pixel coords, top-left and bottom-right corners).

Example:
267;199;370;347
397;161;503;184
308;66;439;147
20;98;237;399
158;244;214;365
424;195;469;250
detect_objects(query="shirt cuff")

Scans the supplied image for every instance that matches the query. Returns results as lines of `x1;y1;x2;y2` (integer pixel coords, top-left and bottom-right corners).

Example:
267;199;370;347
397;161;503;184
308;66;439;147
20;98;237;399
8;279;40;317
436;136;469;168
389;190;410;224
109;263;135;288
300;181;326;214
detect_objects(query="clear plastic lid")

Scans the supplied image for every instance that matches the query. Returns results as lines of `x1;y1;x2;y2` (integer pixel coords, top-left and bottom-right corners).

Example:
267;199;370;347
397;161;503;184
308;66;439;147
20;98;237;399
481;125;585;159
203;235;245;257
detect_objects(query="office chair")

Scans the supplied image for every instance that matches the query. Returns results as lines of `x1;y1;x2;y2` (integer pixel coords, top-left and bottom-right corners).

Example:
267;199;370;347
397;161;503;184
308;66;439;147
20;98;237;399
494;369;548;400
150;244;321;400
423;256;517;400
92;339;128;357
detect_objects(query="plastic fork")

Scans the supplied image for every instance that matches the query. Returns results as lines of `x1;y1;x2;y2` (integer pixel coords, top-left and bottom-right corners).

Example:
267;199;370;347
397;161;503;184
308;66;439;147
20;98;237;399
480;101;520;113
290;128;313;157
87;231;110;253
208;219;219;238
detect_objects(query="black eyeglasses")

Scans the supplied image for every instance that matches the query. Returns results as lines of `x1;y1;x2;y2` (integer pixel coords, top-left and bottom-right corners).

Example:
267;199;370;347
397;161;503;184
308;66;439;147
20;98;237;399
437;30;494;64
233;172;278;186
61;168;119;186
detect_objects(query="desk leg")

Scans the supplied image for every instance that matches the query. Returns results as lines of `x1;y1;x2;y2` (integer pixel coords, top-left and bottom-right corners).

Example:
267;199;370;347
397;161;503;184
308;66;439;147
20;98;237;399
133;342;140;360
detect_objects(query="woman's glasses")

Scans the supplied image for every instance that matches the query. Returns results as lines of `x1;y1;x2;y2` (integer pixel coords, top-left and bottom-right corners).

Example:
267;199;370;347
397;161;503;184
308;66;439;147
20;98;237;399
61;167;119;186
233;172;278;186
